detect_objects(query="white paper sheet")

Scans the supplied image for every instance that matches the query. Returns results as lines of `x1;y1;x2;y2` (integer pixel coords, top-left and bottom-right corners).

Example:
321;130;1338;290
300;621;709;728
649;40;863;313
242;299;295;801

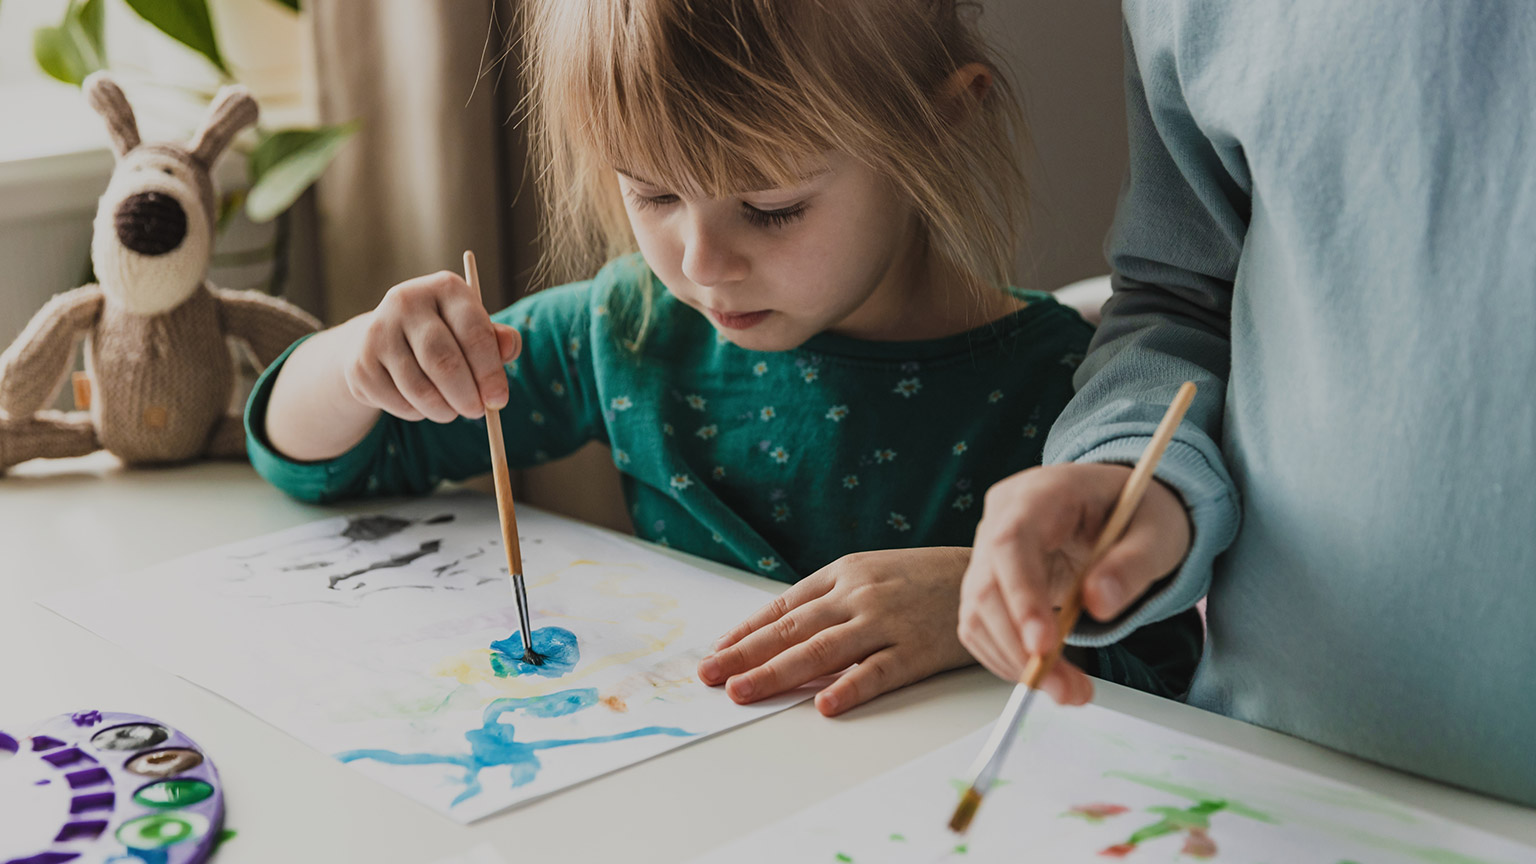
691;697;1536;863
43;492;809;822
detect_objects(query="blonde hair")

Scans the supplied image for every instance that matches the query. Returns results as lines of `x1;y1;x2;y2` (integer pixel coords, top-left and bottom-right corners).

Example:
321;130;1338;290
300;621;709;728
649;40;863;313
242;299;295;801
521;0;1028;330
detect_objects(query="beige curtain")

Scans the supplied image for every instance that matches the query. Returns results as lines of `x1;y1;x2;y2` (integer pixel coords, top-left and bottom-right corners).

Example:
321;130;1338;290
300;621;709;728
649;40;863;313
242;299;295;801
301;0;630;532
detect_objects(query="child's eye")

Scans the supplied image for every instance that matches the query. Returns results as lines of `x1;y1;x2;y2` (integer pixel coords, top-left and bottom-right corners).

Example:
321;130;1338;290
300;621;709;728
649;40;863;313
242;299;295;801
626;190;679;211
742;202;807;229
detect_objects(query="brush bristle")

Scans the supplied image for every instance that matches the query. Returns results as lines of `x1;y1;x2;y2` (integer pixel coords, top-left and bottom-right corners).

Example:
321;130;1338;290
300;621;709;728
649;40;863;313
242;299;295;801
948;788;983;834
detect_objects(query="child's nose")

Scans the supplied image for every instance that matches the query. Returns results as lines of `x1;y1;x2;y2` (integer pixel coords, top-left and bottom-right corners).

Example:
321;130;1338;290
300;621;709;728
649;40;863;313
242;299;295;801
681;220;749;289
115;191;188;256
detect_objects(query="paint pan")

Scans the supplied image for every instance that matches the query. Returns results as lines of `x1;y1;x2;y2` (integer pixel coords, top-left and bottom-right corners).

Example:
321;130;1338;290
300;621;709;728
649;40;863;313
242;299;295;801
0;711;224;864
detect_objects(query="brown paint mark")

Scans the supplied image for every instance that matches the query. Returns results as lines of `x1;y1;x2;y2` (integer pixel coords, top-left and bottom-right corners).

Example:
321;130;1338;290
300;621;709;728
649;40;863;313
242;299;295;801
602;696;628;712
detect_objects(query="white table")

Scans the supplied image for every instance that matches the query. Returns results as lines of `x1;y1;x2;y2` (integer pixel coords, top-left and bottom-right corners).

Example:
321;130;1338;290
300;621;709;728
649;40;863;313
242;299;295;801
3;456;1533;862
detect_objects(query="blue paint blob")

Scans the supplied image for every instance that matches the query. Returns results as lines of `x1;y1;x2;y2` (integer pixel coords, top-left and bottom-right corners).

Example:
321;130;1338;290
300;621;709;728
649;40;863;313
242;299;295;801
336;687;693;806
489;626;580;678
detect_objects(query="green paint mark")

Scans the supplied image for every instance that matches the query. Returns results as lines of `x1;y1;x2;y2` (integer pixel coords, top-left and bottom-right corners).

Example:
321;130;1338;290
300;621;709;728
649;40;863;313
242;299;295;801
948;777;1010;794
1106;771;1278;823
213;829;238;852
889;834;906;842
133;779;214;808
952;843;969;854
835;854;853;862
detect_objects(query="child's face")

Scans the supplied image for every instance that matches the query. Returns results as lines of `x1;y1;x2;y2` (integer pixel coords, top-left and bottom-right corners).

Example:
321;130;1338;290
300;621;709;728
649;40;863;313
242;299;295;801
617;152;926;351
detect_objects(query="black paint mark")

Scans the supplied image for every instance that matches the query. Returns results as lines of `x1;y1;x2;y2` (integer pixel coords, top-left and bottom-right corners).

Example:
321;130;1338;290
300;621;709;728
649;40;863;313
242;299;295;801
342;515;414;542
431;559;462;579
328;540;443;589
424;514;456;525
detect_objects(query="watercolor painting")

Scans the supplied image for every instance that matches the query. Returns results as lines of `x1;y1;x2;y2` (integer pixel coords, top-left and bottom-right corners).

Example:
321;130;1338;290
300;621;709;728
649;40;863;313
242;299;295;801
690;699;1536;864
43;493;809;822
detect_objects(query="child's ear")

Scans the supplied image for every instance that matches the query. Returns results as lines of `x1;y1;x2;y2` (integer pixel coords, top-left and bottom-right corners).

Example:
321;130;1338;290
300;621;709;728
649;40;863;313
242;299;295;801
189;85;259;167
83;72;141;158
937;62;995;126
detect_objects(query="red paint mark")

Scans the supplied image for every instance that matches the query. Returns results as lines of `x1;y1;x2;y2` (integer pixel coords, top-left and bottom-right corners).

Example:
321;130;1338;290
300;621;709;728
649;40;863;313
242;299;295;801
602;696;628;712
1071;803;1130;820
1181;828;1217;858
1100;844;1135;857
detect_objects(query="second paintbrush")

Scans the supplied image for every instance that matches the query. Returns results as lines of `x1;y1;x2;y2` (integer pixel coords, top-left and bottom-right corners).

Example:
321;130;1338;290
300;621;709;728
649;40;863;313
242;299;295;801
464;250;543;667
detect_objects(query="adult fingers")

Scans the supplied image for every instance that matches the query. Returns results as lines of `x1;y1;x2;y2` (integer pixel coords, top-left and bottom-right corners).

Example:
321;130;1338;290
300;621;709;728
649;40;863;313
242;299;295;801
723;622;871;704
701;594;850;685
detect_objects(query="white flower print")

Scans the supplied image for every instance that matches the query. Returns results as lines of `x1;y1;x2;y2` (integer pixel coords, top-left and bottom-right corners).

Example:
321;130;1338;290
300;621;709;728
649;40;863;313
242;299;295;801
686;394;707;411
842;475;859;489
760;406;776;421
826;404;850;422
551;381;566;397
952;493;974;511
614;449;631;465
758;557;780;572
887;512;911;532
670;474;693;491
530;411;546;425
611;396;634;411
1059;352;1085;368
712;465;727;480
696;424;719;439
753;361;769;376
1023;424;1039;439
769;446;791;464
773;504;791;523
712;531;725;543
988;389;1003;404
874;448;898;464
893;377;922;398
567;337;582;358
663;423;675;436
594;304;608;317
802;367;819;383
952;441;967;455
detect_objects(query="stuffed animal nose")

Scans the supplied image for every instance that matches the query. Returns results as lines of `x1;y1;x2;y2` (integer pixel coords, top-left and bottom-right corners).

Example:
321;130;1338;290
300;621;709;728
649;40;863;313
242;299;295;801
114;191;187;256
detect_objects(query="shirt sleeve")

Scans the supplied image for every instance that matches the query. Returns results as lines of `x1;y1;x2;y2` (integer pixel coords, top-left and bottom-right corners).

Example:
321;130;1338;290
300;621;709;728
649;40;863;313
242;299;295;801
1046;16;1246;648
244;282;607;504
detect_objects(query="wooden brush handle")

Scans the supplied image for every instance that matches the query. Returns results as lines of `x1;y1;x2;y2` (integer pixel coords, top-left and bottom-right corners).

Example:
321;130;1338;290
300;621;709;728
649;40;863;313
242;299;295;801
464;250;525;579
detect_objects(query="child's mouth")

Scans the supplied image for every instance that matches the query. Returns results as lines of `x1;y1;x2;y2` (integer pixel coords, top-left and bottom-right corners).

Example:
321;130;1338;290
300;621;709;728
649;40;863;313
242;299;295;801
708;308;772;330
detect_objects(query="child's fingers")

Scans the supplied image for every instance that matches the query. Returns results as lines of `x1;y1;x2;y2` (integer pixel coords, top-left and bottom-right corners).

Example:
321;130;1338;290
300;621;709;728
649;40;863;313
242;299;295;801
711;574;835;653
403;318;483;418
1035;659;1094;706
441;297;511;411
700;597;849;685
378;331;457;423
967;582;1032;679
1082;483;1189;622
349;358;425;421
723;622;869;704
814;646;927;717
494;324;522;363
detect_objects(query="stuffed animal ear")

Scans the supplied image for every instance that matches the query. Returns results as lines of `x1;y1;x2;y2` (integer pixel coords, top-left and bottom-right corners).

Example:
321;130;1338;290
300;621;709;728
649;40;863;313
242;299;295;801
84;72;141;158
188;85;259;166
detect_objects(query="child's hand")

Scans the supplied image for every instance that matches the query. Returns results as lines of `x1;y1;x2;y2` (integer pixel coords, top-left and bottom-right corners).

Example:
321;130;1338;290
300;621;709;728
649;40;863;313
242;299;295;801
958;463;1191;705
344;271;522;422
698;547;975;716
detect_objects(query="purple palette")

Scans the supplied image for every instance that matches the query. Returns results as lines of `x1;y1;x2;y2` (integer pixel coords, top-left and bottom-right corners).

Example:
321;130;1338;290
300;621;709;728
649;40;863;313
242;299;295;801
0;711;224;864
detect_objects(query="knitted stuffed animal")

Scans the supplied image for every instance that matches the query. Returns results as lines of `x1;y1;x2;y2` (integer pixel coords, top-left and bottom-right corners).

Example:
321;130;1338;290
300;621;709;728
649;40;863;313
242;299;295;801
0;73;320;473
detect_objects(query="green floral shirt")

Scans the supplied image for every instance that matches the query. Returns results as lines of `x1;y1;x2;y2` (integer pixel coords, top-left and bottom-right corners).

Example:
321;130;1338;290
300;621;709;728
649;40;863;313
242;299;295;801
247;255;1202;697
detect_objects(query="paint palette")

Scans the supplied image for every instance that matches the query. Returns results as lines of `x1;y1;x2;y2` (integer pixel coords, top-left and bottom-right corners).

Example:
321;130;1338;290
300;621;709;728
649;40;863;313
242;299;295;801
0;711;224;864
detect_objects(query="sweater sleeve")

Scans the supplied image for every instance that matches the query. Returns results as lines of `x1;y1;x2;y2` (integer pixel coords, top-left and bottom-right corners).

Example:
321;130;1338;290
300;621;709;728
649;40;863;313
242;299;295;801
244;282;607;504
1046;17;1245;648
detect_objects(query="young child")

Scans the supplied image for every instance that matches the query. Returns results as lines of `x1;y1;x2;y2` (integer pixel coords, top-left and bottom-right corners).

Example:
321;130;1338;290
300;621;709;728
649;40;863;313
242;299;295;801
247;0;1202;716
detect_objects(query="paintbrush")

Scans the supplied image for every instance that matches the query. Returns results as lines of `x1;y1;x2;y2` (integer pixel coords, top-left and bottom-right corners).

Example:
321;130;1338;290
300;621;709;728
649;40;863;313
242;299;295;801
464;250;543;668
948;380;1197;834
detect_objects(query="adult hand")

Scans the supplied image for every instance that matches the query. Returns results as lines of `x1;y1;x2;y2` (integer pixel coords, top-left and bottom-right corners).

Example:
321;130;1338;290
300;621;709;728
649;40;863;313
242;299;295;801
959;463;1191;704
698;547;975;716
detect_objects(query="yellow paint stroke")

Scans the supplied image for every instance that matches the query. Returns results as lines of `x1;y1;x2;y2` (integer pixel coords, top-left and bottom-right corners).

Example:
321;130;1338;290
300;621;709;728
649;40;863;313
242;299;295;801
431;559;689;697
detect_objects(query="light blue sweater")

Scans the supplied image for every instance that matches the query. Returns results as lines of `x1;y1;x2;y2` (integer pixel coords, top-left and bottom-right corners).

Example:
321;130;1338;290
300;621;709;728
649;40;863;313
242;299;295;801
1051;1;1536;806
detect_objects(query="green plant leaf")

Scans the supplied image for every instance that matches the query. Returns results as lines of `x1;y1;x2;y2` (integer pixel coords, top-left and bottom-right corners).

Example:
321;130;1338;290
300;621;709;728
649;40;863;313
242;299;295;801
123;0;229;76
245;123;358;223
32;0;106;86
